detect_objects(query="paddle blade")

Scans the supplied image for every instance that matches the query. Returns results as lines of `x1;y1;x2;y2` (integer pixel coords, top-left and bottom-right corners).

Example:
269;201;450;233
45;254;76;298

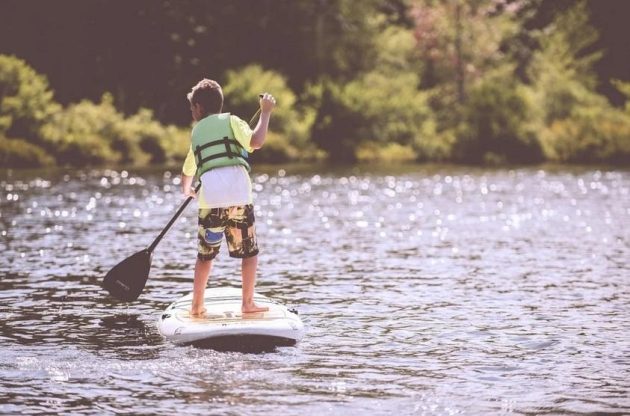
102;249;152;301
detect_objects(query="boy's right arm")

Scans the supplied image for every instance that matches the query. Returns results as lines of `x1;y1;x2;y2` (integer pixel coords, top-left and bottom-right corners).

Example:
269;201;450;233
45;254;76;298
181;174;196;198
250;93;276;150
181;146;197;198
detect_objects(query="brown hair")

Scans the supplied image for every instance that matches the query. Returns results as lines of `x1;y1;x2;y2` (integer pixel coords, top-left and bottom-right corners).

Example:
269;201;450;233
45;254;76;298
187;79;223;114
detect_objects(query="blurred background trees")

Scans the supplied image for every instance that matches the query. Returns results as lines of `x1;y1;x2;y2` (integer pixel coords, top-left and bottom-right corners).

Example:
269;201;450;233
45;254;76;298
0;0;628;168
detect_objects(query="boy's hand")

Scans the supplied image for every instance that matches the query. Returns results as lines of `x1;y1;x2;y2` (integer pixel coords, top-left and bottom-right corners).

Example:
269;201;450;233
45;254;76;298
184;187;197;199
259;92;276;114
181;174;196;199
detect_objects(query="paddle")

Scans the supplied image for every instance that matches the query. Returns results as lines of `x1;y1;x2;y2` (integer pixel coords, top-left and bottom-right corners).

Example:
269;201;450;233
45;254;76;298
102;182;201;301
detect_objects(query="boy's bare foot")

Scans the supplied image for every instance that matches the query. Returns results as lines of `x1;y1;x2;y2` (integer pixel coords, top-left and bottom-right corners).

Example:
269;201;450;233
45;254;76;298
190;307;206;317
242;303;269;314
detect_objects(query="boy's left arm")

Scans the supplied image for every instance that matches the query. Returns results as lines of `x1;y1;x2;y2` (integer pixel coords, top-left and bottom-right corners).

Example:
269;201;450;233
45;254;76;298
250;93;275;149
230;116;254;153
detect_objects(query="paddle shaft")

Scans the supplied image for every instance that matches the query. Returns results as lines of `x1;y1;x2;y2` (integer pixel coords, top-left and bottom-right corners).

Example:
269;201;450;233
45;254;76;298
147;182;201;254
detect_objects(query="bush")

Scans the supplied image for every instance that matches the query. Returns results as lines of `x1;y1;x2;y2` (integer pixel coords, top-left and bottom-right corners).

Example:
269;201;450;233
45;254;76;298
0;55;60;141
540;106;630;164
222;65;316;162
310;81;363;163
356;142;417;163
522;2;630;165
526;1;607;127
40;94;125;165
40;94;189;166
454;71;543;164
120;108;189;165
0;55;192;168
310;23;438;163
0;136;55;168
312;71;436;163
414;128;457;162
612;79;630;113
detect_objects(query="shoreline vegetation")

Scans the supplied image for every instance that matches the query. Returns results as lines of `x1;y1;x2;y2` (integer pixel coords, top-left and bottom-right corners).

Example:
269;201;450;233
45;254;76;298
1;1;629;169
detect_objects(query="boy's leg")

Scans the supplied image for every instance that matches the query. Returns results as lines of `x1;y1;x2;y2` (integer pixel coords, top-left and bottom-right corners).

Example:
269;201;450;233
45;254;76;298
191;257;212;316
224;205;268;314
241;255;268;313
192;207;224;316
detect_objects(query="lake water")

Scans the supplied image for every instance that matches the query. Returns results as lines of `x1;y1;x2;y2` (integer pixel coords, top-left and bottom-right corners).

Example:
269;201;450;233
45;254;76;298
1;164;628;415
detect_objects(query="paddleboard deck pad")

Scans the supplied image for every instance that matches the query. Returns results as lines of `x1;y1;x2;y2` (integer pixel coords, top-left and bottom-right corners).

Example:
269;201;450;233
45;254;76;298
157;287;304;352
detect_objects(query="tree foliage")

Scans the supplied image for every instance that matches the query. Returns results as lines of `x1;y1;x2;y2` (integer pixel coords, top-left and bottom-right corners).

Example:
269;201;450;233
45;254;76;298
222;65;318;162
527;1;630;163
0;0;628;167
0;55;60;141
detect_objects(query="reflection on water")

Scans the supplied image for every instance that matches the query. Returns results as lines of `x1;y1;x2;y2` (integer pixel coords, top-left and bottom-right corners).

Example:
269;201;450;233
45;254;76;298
1;165;629;415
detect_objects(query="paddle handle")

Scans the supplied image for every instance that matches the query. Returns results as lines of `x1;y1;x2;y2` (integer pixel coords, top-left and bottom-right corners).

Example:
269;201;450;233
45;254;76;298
247;94;268;126
147;182;201;254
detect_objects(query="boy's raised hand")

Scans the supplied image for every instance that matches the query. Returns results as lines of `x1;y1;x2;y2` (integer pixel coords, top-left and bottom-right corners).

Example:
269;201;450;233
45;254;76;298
259;92;276;113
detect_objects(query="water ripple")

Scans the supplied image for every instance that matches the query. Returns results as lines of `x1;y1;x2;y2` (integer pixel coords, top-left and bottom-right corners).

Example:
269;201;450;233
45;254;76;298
0;165;629;415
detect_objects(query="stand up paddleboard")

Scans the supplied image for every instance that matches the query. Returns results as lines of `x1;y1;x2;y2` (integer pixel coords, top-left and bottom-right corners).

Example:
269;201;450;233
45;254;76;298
157;287;304;352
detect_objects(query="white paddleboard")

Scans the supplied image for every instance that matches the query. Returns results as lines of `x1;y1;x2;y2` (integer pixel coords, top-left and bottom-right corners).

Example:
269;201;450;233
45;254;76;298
157;287;304;351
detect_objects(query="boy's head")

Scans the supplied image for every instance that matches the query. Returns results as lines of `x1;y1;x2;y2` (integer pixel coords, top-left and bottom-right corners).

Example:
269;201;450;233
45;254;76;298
187;78;223;121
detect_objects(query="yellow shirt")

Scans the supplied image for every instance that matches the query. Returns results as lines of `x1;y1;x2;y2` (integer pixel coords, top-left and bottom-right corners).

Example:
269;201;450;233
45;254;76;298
182;115;254;176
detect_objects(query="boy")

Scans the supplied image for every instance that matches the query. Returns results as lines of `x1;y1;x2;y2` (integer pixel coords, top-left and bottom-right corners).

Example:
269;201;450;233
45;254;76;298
180;78;275;316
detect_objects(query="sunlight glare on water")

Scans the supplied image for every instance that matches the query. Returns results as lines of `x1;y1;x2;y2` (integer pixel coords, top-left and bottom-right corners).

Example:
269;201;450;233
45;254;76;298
0;165;629;415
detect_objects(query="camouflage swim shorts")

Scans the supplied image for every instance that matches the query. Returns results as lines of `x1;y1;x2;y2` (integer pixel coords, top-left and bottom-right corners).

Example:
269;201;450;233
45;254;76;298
197;204;259;260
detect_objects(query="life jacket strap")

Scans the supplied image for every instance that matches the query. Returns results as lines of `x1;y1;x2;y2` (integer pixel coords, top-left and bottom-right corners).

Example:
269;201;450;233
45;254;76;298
223;136;234;158
194;136;244;166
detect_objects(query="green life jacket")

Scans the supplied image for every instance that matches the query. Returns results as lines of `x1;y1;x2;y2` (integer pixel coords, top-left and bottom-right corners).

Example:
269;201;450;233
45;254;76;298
191;113;250;176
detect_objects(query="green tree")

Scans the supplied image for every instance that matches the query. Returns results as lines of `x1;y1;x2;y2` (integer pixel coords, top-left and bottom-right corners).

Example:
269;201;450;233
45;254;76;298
40;94;128;165
611;80;630;113
456;67;542;163
0;136;55;168
527;1;630;163
222;65;317;162
526;0;602;124
409;0;540;163
312;24;436;162
0;55;60;141
410;0;525;103
40;94;189;167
